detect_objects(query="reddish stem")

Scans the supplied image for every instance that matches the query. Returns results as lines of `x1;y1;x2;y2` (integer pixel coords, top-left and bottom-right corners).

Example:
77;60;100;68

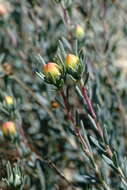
81;86;96;119
60;90;93;157
81;84;104;140
75;126;91;157
60;90;75;124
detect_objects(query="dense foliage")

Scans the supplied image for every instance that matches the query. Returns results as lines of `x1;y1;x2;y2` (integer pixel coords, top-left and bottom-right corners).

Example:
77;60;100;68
0;0;127;189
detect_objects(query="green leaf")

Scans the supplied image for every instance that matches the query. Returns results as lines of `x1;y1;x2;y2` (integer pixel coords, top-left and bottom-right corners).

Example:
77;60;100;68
0;54;5;64
90;136;104;152
102;155;117;171
88;114;98;130
103;124;109;145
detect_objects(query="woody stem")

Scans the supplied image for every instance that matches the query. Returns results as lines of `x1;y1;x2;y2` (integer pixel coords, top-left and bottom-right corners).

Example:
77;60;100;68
60;89;75;124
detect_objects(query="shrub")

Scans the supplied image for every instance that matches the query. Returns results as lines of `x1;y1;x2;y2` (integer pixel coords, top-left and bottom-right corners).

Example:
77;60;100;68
0;0;127;189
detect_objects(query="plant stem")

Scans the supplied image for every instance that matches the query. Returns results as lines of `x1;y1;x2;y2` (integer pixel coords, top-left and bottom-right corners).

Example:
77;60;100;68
79;80;104;139
81;85;96;120
74;126;91;157
60;89;91;156
46;159;76;190
60;89;75;124
60;89;111;190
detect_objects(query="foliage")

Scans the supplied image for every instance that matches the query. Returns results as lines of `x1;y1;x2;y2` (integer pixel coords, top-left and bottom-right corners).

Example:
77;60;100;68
0;0;127;189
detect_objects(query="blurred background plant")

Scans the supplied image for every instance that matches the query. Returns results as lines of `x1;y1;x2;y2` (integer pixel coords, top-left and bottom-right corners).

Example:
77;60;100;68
0;0;127;189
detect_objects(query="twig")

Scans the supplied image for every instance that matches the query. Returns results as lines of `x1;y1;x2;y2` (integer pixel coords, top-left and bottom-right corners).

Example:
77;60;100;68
45;159;76;190
60;89;75;124
80;85;96;120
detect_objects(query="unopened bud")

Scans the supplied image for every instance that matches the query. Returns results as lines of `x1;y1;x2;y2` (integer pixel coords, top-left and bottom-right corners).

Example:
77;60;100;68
44;62;61;78
0;4;8;16
75;25;85;39
66;54;79;71
2;121;17;137
65;54;83;80
43;62;64;88
4;96;14;106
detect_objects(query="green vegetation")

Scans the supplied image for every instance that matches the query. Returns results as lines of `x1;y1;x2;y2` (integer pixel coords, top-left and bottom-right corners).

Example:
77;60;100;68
0;0;127;189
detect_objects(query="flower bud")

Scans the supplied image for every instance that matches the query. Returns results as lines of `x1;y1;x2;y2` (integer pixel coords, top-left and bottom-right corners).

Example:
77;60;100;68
66;54;79;71
2;121;17;137
75;25;85;39
44;62;61;78
4;96;14;106
65;54;82;80
3;96;15;111
43;62;64;88
0;4;8;16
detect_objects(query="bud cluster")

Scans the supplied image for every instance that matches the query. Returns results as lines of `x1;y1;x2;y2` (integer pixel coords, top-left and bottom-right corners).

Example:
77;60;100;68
37;52;83;88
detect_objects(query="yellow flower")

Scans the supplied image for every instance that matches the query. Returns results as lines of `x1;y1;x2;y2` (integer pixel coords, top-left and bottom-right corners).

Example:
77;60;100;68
66;54;79;71
44;62;61;79
4;96;14;106
2;121;17;137
75;25;85;39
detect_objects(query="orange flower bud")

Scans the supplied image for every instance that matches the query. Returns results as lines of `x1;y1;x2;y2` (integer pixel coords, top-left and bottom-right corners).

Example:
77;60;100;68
75;25;85;39
66;54;79;71
43;62;64;88
44;62;61;78
0;4;8;16
2;121;17;137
